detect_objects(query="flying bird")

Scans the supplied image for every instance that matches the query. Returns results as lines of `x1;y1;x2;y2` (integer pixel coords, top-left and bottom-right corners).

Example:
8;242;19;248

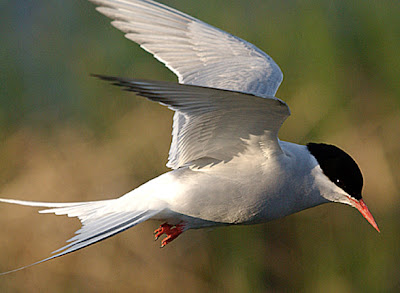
0;0;379;274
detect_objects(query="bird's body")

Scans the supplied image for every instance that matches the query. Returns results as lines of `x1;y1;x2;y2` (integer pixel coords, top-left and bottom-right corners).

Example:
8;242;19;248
0;0;378;275
149;141;324;226
125;141;324;227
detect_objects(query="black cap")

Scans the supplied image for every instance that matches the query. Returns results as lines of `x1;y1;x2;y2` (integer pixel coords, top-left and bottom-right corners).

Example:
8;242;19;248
307;143;363;200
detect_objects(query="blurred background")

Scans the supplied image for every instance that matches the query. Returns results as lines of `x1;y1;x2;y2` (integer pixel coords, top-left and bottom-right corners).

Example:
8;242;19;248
0;0;399;292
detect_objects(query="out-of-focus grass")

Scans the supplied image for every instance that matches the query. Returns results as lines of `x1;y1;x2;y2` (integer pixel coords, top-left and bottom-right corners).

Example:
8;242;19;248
0;0;399;292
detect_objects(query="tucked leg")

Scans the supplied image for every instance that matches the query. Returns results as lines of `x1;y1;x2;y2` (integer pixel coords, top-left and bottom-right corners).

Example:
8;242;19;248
153;222;185;247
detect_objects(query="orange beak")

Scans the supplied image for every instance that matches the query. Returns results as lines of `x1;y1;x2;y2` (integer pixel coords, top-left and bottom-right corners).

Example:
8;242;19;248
350;198;380;232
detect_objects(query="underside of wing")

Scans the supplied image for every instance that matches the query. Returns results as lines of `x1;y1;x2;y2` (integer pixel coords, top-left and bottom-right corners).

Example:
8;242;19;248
88;0;287;169
89;0;283;97
94;74;290;169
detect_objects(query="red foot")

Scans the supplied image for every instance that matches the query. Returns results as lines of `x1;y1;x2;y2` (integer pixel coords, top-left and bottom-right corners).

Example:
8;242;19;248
154;222;185;248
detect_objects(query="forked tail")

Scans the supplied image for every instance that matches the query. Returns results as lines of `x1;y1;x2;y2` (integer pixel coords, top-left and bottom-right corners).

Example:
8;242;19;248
0;197;160;275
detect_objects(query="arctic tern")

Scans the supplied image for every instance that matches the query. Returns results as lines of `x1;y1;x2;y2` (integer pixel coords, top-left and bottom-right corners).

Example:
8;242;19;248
0;0;379;274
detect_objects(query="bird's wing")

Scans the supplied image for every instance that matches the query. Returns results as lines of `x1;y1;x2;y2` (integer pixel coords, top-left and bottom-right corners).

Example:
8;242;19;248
89;0;286;169
89;0;283;96
94;75;290;168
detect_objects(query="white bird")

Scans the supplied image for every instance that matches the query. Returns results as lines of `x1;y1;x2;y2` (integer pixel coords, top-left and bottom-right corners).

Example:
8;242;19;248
0;0;379;275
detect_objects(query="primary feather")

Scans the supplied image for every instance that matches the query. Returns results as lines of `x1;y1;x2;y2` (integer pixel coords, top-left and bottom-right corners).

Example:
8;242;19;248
89;0;284;169
93;75;290;167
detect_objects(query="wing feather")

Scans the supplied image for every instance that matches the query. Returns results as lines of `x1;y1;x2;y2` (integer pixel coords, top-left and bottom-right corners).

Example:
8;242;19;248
88;0;287;168
94;75;290;168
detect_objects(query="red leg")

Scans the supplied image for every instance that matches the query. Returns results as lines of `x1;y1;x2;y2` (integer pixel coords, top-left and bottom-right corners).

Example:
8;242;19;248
154;223;173;240
153;222;185;248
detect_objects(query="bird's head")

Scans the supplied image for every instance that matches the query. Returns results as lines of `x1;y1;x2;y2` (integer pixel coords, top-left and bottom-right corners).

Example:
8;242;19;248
307;143;380;232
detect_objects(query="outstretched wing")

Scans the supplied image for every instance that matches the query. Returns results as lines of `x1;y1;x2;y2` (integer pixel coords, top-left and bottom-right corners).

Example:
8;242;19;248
88;0;286;169
94;75;290;168
89;0;283;96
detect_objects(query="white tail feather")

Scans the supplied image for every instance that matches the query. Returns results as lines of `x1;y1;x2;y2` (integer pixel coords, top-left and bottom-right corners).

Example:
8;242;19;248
0;197;160;275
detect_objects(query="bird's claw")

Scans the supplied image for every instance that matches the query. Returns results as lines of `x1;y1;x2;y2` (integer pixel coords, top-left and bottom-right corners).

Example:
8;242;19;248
153;222;185;247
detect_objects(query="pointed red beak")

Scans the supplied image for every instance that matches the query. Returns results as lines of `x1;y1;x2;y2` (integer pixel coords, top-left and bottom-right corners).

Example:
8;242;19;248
351;198;380;232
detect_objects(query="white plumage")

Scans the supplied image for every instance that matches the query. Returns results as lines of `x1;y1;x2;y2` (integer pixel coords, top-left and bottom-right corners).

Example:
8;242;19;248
91;0;283;169
0;0;378;275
